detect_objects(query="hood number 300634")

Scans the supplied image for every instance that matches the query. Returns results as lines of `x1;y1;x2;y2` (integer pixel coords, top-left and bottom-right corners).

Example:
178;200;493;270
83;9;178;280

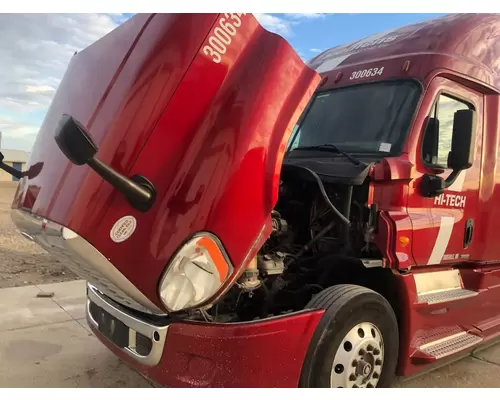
203;14;247;64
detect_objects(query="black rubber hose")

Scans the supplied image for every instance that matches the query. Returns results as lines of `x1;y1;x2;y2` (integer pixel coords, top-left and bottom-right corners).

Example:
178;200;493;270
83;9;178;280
286;220;337;267
293;165;351;225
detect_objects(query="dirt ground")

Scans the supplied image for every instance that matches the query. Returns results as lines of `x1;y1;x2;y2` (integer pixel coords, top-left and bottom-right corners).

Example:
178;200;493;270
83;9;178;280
0;182;77;289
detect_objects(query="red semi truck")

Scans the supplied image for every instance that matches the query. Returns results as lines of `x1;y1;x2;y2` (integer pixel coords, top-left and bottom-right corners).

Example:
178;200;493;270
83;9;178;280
3;13;500;388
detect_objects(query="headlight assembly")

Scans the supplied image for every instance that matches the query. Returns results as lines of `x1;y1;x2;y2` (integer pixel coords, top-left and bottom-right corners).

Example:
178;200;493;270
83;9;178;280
158;233;232;312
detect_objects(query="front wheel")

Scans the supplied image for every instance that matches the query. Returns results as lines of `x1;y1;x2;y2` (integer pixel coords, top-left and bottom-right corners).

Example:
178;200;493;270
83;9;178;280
299;284;399;388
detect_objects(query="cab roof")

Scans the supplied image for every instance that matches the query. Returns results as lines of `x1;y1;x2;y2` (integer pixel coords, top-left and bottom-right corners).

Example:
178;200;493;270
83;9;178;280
307;14;500;91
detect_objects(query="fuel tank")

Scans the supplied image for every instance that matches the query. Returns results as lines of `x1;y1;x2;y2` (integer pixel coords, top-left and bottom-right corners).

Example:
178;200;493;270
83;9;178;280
11;13;320;312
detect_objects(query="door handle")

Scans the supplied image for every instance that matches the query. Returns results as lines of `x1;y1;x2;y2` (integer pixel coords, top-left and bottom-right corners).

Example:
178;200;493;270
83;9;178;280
464;218;474;249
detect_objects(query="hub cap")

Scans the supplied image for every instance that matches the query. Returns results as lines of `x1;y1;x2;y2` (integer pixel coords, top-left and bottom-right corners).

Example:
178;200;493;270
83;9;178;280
330;322;384;388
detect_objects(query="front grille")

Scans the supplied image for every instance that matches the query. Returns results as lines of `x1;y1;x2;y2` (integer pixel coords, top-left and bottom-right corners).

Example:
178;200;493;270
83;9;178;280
136;333;153;356
89;300;130;349
86;283;169;366
88;295;157;360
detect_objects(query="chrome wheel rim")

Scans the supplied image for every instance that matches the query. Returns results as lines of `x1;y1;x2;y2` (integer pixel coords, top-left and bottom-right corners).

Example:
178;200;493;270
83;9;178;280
330;322;384;388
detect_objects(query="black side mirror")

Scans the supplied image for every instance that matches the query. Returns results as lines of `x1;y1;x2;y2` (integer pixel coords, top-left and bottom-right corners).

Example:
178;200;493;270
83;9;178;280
420;109;476;198
55;115;97;165
54;114;156;212
448;109;476;171
421;174;445;198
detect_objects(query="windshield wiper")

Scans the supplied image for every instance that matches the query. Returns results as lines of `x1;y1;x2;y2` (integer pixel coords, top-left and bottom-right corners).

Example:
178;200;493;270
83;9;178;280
291;143;362;165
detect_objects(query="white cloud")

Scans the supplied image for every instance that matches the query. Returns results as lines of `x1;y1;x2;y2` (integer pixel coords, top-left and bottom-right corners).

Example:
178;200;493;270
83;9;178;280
254;13;293;37
285;13;327;20
254;13;328;38
310;48;323;53
0;13;321;151
24;85;56;94
0;13;123;150
0;115;39;150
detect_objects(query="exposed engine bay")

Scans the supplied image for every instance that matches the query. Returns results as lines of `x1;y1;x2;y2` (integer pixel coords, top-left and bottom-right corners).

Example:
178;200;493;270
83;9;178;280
197;163;384;323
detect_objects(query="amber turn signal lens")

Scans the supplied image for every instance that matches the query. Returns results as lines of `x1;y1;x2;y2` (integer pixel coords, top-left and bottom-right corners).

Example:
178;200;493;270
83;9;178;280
399;236;410;247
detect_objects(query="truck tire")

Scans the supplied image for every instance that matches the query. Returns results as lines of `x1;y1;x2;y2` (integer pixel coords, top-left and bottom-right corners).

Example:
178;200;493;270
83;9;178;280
299;284;399;388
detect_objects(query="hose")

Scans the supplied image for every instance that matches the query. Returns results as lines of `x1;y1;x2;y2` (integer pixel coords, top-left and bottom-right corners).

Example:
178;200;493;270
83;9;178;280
293;165;351;225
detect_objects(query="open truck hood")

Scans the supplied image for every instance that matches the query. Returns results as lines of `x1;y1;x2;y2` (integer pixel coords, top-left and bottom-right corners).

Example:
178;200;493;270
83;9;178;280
11;13;319;312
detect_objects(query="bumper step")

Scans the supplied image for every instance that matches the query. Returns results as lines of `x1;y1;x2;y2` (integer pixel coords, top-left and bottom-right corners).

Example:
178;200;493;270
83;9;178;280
412;332;482;363
417;288;478;305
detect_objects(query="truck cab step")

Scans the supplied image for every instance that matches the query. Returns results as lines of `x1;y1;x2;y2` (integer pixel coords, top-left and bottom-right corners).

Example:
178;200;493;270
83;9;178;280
417;288;477;305
412;332;482;362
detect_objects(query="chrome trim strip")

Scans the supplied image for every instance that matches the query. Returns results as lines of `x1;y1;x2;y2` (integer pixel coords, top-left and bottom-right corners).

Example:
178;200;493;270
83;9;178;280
11;209;165;315
87;284;169;367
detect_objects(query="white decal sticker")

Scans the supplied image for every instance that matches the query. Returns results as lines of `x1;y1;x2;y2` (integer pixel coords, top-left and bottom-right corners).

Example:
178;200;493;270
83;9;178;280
443;253;469;261
428;216;455;265
203;13;246;64
110;216;137;243
434;193;467;208
379;142;392;152
349;67;385;80
396;252;409;262
315;54;351;73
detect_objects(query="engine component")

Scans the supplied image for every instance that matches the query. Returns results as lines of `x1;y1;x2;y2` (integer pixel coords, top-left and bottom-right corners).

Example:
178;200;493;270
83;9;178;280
288;165;350;225
258;253;285;276
238;257;262;291
271;210;288;236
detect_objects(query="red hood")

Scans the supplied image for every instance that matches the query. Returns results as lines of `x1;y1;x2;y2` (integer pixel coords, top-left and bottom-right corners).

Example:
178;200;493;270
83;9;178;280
12;13;319;310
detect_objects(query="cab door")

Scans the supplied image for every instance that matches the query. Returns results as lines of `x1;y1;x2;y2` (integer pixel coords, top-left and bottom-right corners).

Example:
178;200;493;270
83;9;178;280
407;77;483;266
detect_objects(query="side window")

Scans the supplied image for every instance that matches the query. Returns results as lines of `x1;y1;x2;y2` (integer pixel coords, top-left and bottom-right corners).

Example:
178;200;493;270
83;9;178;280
422;94;471;167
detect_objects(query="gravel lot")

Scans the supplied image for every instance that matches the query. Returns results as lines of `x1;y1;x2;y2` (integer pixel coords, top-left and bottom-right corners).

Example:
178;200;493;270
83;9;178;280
0;182;77;289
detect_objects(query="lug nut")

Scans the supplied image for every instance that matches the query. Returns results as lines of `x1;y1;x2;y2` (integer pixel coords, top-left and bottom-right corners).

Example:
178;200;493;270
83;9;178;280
349;374;357;381
375;359;382;366
373;372;379;379
352;360;358;367
367;344;374;351
359;349;366;356
373;348;380;355
352;385;359;388
367;383;374;388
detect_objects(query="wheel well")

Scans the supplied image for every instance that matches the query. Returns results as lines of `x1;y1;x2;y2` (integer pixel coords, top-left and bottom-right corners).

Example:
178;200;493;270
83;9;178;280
314;255;402;329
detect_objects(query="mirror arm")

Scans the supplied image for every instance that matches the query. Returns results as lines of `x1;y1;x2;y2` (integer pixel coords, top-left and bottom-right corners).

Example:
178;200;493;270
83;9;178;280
0;161;22;179
443;169;461;189
87;158;155;212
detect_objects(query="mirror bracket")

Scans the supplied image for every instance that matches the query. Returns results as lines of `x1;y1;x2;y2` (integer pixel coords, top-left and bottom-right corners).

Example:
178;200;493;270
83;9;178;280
443;169;461;189
55;114;156;212
421;173;445;198
421;169;463;198
0;152;23;180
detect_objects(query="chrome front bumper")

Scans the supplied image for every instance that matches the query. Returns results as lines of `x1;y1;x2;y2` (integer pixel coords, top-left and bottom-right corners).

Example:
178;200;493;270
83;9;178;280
11;209;164;315
87;284;169;366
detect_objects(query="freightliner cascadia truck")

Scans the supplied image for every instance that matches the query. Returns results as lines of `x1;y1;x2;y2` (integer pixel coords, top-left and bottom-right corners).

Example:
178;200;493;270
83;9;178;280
3;13;500;388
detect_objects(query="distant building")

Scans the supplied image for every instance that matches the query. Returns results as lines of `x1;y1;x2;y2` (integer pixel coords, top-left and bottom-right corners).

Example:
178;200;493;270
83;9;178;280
0;132;30;182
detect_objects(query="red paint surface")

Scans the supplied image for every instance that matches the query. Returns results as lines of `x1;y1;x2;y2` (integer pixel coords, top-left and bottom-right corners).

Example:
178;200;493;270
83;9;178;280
91;310;324;387
11;13;319;309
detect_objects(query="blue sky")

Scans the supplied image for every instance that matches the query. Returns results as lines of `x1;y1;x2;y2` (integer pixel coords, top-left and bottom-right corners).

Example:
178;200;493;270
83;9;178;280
269;13;446;58
0;13;446;152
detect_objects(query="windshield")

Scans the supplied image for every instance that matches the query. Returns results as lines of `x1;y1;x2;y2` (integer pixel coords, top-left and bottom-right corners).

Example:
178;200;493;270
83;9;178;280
287;80;421;156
